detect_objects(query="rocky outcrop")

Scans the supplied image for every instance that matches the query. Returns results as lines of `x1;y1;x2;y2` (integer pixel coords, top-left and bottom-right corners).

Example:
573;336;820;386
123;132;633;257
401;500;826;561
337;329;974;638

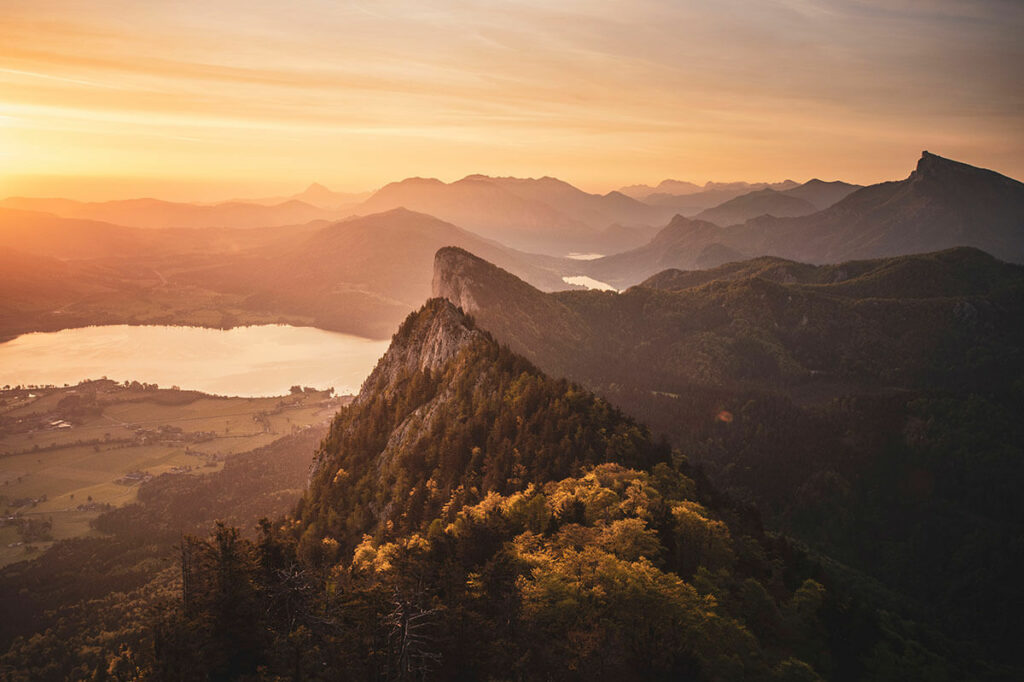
432;247;587;378
309;298;484;481
354;297;481;406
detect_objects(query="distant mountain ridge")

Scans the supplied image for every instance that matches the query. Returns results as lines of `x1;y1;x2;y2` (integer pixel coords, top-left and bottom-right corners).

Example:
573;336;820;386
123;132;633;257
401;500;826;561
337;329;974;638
586;152;1024;287
0;195;341;230
619;178;797;201
694;188;818;226
691;179;863;226
781;178;862;210
357;174;675;254
0;207;572;341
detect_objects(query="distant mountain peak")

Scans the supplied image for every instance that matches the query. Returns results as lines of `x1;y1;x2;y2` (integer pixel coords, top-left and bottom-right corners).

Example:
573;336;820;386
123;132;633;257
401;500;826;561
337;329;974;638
915;150;958;176
295;182;342;204
913;150;1000;182
907;152;1024;201
391;176;446;187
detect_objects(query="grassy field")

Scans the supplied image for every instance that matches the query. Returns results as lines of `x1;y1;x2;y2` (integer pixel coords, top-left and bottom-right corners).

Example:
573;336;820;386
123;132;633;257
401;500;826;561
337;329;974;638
0;380;346;567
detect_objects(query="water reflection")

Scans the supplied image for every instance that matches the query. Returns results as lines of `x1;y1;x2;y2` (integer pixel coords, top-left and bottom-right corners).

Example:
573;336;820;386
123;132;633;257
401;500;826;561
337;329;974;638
0;325;389;397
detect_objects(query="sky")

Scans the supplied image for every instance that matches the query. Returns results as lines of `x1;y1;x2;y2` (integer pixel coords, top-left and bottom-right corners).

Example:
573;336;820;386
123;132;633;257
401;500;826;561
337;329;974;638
0;0;1021;201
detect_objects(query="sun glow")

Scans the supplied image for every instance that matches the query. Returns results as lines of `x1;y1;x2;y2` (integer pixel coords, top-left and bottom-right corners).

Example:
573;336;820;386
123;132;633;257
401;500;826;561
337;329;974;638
0;0;1021;200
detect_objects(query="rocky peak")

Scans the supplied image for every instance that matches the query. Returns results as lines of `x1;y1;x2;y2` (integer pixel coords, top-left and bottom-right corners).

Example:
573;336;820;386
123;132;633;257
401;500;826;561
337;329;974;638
915;151;965;179
432;246;536;314
912;151;1019;187
354;298;481;406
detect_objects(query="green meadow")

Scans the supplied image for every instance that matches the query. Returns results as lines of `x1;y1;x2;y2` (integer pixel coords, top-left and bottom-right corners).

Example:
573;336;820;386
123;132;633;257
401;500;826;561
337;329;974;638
0;380;344;566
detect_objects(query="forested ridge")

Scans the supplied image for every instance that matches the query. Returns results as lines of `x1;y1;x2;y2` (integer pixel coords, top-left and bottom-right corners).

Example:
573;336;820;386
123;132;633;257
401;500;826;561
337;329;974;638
434;246;1024;673
2;277;1020;678
72;300;987;680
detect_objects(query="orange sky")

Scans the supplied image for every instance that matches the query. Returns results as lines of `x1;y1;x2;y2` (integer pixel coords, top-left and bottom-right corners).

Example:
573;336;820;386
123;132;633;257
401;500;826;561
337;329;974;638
1;0;1021;201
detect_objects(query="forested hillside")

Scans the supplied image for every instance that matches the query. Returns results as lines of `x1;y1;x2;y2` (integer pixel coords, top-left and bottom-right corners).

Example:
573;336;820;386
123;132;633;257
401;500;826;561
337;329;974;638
132;300;973;680
433;246;1024;670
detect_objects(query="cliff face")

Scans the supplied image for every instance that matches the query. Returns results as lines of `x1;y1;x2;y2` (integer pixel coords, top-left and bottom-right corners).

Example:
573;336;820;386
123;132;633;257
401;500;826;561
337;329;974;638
309;298;482;482
432;246;587;379
430;246;486;314
353;297;481;406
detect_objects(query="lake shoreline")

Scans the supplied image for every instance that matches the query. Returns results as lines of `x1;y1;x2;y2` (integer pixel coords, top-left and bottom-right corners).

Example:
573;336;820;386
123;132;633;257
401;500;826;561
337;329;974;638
0;312;395;345
0;323;390;398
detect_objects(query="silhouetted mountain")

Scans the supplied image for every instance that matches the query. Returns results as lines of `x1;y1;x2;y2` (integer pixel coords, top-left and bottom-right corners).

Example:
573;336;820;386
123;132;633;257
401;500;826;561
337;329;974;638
230;183;369;209
480;175;666;229
357;176;589;253
640;180;801;215
290;182;367;209
584;215;732;288
0;207;326;260
0;207;573;340
780;178;862;210
173;208;572;338
433;246;1024;664
695;188;818;226
619;178;703;199
0;196;340;229
621;179;798;203
589;152;1024;286
358;175;673;254
745;151;1024;264
0;208;153;259
691;179;862;227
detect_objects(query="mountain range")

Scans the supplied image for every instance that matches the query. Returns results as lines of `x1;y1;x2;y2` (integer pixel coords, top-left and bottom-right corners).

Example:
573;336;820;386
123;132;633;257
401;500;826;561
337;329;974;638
584;152;1024;287
0;208;571;341
619;178;799;201
237;182;370;209
693;179;863;226
356;174;675;254
1;150;1020;344
0;196;343;230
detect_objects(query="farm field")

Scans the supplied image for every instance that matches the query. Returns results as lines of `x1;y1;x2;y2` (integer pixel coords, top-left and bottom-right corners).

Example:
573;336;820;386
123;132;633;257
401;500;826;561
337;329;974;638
0;380;347;566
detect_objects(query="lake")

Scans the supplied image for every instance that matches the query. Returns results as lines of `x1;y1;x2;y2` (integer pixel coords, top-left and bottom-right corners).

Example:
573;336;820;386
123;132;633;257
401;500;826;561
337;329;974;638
0;324;390;397
562;275;618;292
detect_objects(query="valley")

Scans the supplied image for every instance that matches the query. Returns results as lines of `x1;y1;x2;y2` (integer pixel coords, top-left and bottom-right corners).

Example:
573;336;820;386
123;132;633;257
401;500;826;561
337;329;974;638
0;381;348;567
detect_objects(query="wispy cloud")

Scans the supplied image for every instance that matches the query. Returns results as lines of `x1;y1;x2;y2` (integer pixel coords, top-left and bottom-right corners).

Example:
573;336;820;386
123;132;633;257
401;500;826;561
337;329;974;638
0;0;1020;195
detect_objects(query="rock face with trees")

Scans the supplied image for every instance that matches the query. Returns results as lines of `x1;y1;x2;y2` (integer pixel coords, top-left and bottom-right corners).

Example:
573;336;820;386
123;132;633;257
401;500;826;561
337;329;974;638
131;300;970;680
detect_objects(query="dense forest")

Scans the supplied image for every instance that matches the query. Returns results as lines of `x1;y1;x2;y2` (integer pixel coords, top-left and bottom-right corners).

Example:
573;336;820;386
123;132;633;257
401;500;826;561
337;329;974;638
434;246;1024;672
